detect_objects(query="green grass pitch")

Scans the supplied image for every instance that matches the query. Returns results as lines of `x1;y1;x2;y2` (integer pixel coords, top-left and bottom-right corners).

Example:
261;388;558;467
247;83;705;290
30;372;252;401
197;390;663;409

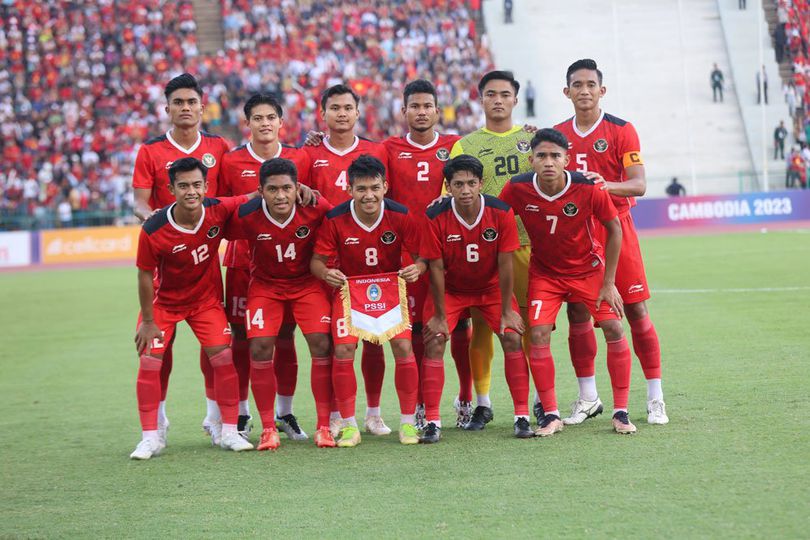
1;230;809;538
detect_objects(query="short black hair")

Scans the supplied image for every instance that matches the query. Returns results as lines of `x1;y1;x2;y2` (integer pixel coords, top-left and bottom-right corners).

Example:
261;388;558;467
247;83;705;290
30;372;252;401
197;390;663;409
244;93;283;119
320;84;360;111
530;128;569;151
478;70;520;96
168;157;207;185
164;73;203;100
443;155;484;183
403;79;437;106
259;158;298;187
347;154;386;186
566;58;603;86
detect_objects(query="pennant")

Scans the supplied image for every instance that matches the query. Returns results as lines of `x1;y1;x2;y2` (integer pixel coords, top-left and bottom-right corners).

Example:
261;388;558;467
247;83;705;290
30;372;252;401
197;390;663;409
341;272;410;344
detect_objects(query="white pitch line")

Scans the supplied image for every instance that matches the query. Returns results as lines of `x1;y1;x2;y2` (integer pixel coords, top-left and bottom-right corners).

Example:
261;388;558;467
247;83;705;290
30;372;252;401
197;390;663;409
653;286;810;294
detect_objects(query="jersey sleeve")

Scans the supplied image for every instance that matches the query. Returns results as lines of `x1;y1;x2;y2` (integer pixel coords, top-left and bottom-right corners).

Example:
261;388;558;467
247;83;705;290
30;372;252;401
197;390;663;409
498;208;520;253
217;157;234;197
136;228;158;272
314;218;338;259
420;217;444;260
132;145;155;190
592;187;618;224
449;140;464;158
295;150;312;186
618;123;644;169
217;195;250;216
498;181;514;208
223;206;247;241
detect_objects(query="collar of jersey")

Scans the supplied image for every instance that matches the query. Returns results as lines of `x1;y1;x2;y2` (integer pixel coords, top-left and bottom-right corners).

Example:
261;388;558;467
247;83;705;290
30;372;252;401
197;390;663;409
261;198;296;228
247;142;282;164
323;136;359;156
571;110;605;138
350;199;384;232
480;125;523;137
451;195;485;230
166;130;202;155
167;202;206;234
406;132;439;150
532;171;571;201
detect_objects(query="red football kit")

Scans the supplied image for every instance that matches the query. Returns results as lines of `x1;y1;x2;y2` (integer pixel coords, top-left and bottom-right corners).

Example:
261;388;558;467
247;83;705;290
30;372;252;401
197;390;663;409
219;142;312;324
132;130;231;210
226;197;332;338
136;196;246;350
383;132;460;324
499;171;618;325
302;136;388;205
313;198;419;345
421;194;520;332
554;111;650;302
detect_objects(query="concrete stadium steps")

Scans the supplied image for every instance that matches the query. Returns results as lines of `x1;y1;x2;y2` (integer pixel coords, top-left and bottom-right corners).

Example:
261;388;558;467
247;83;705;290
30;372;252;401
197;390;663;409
482;0;753;196
191;0;225;54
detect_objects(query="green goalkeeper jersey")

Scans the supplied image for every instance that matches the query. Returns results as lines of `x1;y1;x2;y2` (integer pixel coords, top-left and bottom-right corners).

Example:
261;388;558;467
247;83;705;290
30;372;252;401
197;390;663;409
449;125;534;245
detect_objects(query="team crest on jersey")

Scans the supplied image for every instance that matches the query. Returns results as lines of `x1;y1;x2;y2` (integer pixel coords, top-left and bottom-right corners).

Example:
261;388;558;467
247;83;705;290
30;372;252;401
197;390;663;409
381;231;397;244
482;228;498;242
207;226;220;238
516;140;531;153
593;139;608;153
202;153;216;167
295;226;310;239
436;148;450;161
366;284;382;302
562;203;578;217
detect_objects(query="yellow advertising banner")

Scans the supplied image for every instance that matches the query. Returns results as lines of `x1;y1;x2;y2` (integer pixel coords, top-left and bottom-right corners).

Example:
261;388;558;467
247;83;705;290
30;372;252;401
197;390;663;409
40;225;140;264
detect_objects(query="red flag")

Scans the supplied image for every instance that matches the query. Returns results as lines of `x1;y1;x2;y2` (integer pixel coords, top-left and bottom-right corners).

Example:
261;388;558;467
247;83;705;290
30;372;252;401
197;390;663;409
341;272;410;344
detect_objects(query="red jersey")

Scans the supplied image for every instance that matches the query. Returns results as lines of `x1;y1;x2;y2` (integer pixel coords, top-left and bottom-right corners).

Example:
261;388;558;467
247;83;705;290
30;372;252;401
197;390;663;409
219;142;312;269
554;111;643;214
132;130;231;210
226;197;332;286
302;136;388;204
422;194;519;295
136;196;246;308
383;133;460;217
499;171;617;278
314;198;419;277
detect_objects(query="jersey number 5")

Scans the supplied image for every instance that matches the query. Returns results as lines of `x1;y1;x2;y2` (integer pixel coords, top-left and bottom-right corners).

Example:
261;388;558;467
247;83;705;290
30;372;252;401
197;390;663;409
576;153;588;172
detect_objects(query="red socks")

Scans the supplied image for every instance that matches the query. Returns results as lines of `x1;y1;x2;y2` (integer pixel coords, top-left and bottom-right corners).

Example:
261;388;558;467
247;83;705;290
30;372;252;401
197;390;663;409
629;315;662;380
450;326;473;402
208;349;239;425
361;342;385;408
394;354;419;416
412;331;425;404
137;355;163;430
568;321;597;378
249;358;276;428
273;335;298;397
504;350;530;416
200;349;215;400
332;357;357;419
529;344;557;413
231;334;250;401
159;347;172;401
311;356;333;429
606;338;632;410
421;357;445;421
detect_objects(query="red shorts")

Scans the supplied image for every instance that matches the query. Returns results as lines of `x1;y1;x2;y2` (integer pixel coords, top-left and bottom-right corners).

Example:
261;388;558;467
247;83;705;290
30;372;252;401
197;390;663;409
245;278;331;338
423;289;519;334
407;273;429;325
225;267;250;325
593;212;650;303
528;271;619;326
137;297;231;353
331;290;411;345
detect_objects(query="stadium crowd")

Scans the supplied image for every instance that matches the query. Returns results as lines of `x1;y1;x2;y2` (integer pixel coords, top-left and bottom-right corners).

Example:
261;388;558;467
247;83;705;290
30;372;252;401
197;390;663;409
778;0;810;187
0;0;492;227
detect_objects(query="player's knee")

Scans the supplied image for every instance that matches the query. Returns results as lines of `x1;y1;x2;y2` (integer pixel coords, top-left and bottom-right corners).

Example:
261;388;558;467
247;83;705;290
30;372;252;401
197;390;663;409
424;337;446;359
566;302;591;323
250;338;275;361
305;333;332;358
599;321;625;342
624;301;648;321
390;338;413;359
334;343;356;360
499;332;522;352
530;326;552;345
278;323;296;340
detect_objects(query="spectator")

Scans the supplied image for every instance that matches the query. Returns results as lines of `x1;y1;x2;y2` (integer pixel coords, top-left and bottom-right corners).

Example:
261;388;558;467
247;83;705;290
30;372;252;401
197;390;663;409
665;177;686;197
525;79;535;117
57;199;72;228
504;0;513;24
757;66;769;104
774;120;789;159
711;63;724;103
739;0;746;9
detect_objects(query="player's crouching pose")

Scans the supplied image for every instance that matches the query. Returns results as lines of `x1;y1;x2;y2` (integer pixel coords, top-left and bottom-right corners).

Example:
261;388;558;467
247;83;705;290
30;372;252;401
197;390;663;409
420;155;535;442
499;129;637;436
226;158;336;449
131;157;253;459
311;155;425;447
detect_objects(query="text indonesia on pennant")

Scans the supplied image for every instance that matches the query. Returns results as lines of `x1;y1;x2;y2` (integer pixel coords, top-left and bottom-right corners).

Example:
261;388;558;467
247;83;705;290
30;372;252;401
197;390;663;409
340;272;410;344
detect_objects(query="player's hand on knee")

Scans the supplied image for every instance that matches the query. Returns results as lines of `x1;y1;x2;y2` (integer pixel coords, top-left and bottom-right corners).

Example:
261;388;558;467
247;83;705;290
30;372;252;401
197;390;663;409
596;283;624;319
304;130;325;146
135;321;162;355
500;309;525;335
423;316;449;344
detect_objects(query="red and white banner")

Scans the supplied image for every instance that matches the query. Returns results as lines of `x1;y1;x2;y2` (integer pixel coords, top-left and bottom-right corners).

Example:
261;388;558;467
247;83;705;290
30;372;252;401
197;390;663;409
341;272;410;344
